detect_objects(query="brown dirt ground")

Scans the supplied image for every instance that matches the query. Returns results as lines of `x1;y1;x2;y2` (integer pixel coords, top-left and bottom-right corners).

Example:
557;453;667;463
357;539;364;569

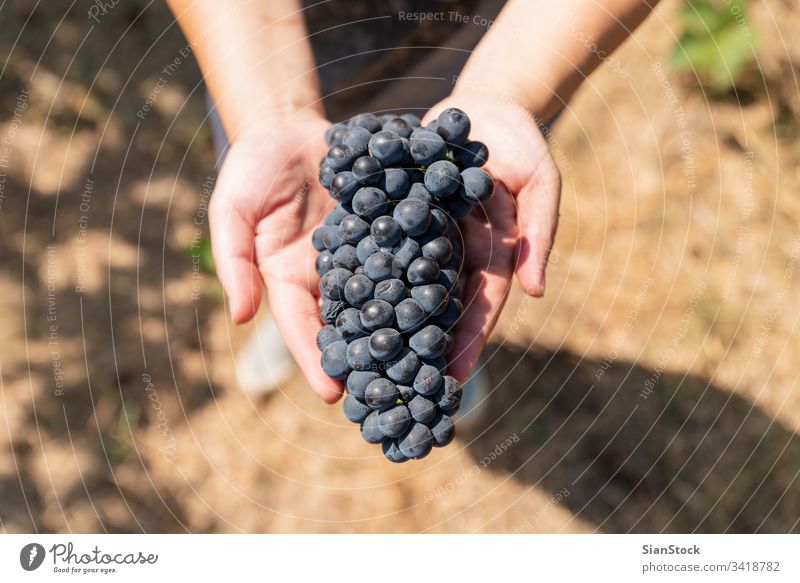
1;0;799;533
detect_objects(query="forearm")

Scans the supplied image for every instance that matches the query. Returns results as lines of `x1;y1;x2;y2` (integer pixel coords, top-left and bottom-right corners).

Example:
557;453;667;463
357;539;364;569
167;0;321;140
454;0;659;120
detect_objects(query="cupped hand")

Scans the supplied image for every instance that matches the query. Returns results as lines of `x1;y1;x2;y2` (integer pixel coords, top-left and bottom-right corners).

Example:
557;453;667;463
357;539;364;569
422;93;562;381
209;112;344;403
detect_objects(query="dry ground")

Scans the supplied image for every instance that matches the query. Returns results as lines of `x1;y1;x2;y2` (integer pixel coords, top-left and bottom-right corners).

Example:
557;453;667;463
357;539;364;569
1;0;799;533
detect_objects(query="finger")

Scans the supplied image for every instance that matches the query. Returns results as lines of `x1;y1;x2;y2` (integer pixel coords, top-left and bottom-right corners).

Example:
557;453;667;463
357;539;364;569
209;195;263;324
513;156;561;297
267;278;344;403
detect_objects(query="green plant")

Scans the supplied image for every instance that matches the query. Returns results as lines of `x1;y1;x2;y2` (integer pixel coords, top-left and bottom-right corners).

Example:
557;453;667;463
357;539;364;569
670;0;758;92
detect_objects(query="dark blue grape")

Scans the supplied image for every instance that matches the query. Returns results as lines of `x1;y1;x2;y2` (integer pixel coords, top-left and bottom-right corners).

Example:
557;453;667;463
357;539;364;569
332;244;359;271
360;299;395;331
365;377;399;410
352;187;388;220
434;297;463;329
361;411;384;443
438;267;459;292
342;126;372;154
408;394;437;424
424;160;460;197
373;278;406;305
356;235;380;264
319;164;335;189
313;225;342;252
378;405;412;438
436;107;471;146
385;347;421;384
343;394;371;423
445;194;473;218
325;123;348;146
458;140;488;167
409;324;448;359
382;117;413;138
410;284;448;316
457;167;495;204
351;113;382;133
346;370;380;399
430;414;455;447
352;156;383;184
364;251;401;282
407;256;440;285
378;168;411;200
326;144;359;172
421;236;453;264
409;129;446;166
335;308;368;342
346;337;378;371
368;327;403;361
320;340;350;380
370;216;402;246
320;298;346;324
413;364;442;396
424;208;449;236
339;214;370;244
393;237;421;268
312;226;327;251
368;130;405;166
421;356;447;372
326;204;353;226
382;439;409;463
330;171;360;203
344;274;374;308
400;113;421;128
435;375;462;415
398;422;434;459
397;384;416;401
394;298;427;333
319;267;352;300
315;250;334;276
406;182;433;204
316;324;342;351
393;199;431;236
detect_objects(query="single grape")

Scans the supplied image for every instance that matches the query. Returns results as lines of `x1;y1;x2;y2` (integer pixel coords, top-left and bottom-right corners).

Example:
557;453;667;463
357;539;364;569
315;250;334;276
382;439;409;463
407;256;441;285
400;113;421;128
394;298;427;333
341;126;372;153
413;364;443;396
365;377;400;410
409;324;448;359
424;208;449;236
346;370;381;400
373;278;406;305
311;226;327;251
361;411;384;444
320;298;346;324
369;327;403;361
325;123;348;146
370;216;402;246
406;182;434;204
409;129;446;166
351;113;382;133
364;251;401;282
316;324;342;351
326;144;359;172
319;163;335;189
408;394;437;424
319;267;353;300
320;340;350;380
379;168;411;200
343;273;374;308
343;394;372;423
421;236;453;264
438;267;460;292
332;244;359;271
398;422;434;459
410;284;448;316
360;299;395;331
352;156;384;184
356;235;380;264
330;171;360;203
335;308;368;342
385;347;421;384
393;199;431;236
434;297;463;329
346;336;378;371
326;203;353;226
430;414;456;447
368;130;405;166
352;186;388;220
339;214;370;244
458;140;488;167
378;405;412;438
397;384;416;401
457;167;495;204
424;160;460;197
436;107;471;146
393;237;422;269
382;117;413;138
435;375;462;415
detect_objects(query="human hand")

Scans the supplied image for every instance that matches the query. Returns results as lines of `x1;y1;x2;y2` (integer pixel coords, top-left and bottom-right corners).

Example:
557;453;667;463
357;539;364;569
209;112;344;403
421;93;562;381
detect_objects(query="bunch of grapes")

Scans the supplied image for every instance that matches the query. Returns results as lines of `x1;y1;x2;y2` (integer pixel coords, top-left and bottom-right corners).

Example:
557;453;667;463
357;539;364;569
312;108;494;462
